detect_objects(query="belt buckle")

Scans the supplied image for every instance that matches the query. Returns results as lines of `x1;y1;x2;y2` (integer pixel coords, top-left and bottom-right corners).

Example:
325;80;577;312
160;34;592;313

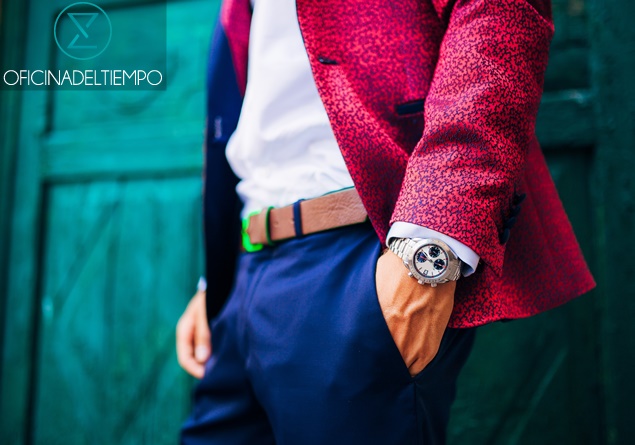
241;210;264;253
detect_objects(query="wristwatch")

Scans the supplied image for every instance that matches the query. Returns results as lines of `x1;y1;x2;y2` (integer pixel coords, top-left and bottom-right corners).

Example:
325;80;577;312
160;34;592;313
388;238;462;287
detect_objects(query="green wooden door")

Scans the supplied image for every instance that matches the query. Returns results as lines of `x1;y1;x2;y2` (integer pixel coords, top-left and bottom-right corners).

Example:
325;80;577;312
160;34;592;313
0;0;219;443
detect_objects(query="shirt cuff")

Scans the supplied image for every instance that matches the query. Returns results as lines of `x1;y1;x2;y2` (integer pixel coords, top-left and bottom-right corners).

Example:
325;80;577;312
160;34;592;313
386;222;480;277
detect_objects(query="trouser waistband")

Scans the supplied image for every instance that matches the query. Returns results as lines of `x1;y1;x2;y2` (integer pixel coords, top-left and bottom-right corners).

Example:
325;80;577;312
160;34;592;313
241;187;368;252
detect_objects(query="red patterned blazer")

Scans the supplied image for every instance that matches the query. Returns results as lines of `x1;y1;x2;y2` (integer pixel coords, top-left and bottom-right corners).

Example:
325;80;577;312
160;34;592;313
203;0;595;328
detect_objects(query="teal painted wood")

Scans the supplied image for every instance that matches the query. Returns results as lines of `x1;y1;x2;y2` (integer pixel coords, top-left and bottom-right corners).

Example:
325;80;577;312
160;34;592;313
31;178;204;444
544;0;590;93
536;91;596;149
589;0;635;443
0;0;219;443
0;0;29;390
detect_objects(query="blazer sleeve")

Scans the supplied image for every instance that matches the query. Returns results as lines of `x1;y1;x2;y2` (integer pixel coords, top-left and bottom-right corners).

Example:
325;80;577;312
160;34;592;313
390;0;554;275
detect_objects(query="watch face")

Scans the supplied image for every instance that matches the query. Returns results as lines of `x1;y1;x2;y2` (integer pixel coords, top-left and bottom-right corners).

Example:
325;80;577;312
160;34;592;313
413;243;449;280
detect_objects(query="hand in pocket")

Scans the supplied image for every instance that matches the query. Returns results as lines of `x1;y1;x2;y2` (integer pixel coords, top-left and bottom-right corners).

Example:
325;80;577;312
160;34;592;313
375;249;455;376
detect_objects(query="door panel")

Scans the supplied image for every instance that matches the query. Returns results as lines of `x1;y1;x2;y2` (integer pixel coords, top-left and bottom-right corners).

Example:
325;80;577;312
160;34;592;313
32;178;203;445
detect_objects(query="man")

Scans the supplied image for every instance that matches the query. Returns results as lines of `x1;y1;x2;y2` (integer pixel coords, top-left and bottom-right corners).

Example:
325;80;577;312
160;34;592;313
177;0;595;443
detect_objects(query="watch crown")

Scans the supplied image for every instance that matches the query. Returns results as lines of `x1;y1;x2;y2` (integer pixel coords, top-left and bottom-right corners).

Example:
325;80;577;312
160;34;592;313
407;272;412;277
431;283;437;288
418;280;423;285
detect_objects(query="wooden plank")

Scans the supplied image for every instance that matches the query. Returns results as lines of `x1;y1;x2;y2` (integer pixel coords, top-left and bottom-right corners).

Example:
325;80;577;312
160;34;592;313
588;0;635;443
0;0;29;400
1;2;72;441
0;2;52;438
544;47;590;92
41;121;204;180
544;0;591;92
536;90;596;149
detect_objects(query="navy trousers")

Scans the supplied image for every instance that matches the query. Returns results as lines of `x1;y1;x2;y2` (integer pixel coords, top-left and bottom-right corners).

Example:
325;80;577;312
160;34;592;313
181;222;475;445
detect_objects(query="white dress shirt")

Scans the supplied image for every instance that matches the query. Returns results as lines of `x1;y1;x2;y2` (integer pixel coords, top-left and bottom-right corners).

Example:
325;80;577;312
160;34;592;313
224;0;479;275
225;0;352;217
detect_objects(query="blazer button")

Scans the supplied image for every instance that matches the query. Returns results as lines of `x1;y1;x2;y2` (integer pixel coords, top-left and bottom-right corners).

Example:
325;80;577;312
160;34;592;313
513;192;527;205
499;228;511;245
317;56;338;65
504;216;517;229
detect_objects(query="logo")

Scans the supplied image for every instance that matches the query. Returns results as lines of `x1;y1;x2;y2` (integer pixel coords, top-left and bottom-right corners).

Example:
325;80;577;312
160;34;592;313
54;2;112;60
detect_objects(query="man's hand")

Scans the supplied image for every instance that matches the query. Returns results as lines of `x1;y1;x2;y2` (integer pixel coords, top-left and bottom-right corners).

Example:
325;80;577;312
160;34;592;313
375;249;455;377
176;290;211;379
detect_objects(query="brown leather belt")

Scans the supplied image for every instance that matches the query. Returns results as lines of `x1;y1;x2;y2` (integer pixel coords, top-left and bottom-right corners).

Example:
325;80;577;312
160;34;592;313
243;188;368;251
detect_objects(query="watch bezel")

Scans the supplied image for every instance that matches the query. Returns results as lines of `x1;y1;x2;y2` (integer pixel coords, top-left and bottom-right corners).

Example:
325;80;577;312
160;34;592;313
402;238;461;286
